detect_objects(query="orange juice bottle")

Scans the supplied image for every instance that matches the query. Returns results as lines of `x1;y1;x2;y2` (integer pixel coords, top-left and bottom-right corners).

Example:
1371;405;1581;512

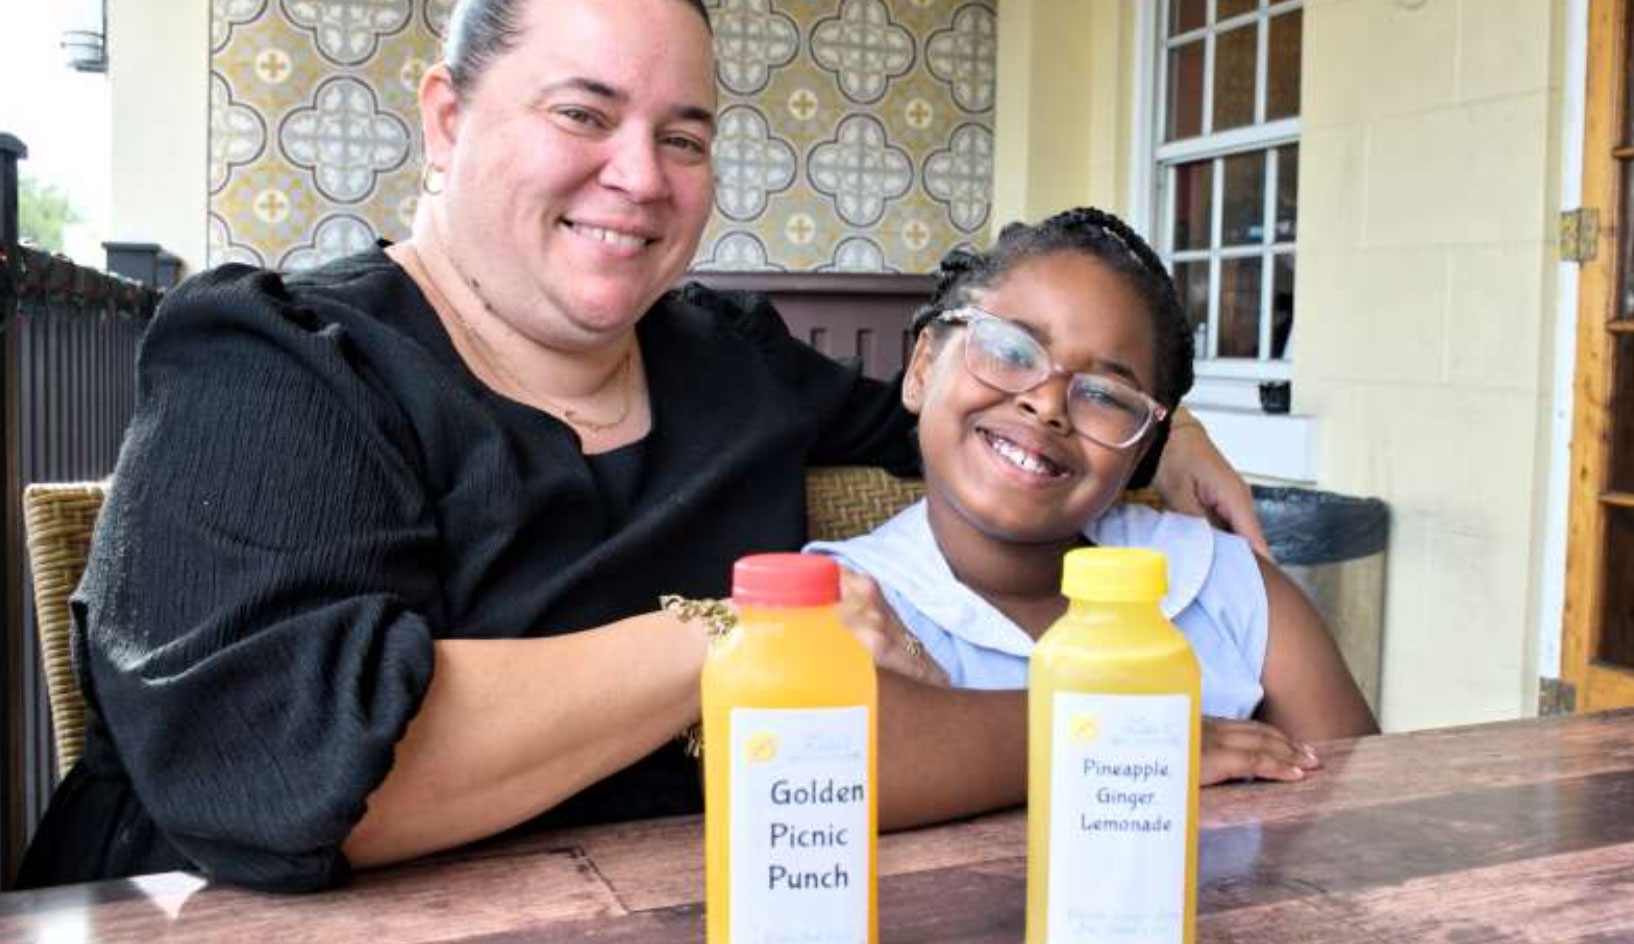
703;553;878;944
1026;548;1201;944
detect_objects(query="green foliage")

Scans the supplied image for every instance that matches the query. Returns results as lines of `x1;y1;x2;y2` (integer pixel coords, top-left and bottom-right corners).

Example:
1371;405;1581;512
17;175;83;254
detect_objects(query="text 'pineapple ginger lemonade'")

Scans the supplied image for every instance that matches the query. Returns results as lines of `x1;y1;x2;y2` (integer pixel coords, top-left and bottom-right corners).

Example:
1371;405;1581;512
1027;548;1201;944
703;553;878;944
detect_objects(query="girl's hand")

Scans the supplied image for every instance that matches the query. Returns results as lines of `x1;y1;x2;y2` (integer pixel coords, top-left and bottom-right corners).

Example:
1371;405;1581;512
1201;717;1321;785
837;569;951;687
1153;415;1272;559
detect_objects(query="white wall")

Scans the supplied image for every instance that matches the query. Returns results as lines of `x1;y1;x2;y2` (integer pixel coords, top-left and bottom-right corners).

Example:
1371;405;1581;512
1533;0;1589;687
1297;0;1565;729
991;0;1138;233
108;0;209;274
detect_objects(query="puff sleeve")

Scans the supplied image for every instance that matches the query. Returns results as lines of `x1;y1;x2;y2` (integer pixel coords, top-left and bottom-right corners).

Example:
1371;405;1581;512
75;266;440;890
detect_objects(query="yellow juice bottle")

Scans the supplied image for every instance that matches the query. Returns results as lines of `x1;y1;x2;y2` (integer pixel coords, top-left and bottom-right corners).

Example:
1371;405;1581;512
1026;548;1201;944
703;553;878;944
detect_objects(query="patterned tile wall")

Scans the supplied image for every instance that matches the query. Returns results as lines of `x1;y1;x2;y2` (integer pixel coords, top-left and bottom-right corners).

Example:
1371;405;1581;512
207;0;449;269
207;0;996;274
696;0;996;273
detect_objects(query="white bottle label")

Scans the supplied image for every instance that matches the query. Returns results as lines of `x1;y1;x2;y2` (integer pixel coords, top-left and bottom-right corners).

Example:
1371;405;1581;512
729;706;870;944
1047;692;1191;944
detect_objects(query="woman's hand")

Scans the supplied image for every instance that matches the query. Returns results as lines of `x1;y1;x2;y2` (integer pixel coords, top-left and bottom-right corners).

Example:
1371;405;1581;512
1201;717;1321;785
837;569;950;686
1153;413;1272;558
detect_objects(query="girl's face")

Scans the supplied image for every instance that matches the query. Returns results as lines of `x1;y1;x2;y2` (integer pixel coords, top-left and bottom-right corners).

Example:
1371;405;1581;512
904;251;1161;548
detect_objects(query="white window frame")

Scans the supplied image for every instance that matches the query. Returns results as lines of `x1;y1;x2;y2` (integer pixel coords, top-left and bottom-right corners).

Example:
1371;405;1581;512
1140;0;1304;387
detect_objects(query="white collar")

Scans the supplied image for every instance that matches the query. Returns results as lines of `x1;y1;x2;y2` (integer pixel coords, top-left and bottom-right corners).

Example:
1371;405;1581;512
1082;503;1215;619
830;501;1216;655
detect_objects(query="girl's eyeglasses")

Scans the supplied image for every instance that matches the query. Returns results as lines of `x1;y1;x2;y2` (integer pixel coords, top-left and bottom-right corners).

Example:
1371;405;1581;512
935;307;1168;450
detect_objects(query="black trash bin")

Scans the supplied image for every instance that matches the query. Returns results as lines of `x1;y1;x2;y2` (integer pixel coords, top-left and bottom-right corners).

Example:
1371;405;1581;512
1252;486;1390;713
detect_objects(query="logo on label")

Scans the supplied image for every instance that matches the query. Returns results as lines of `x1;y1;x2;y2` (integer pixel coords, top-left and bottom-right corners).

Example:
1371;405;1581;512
1068;712;1101;745
745;731;781;765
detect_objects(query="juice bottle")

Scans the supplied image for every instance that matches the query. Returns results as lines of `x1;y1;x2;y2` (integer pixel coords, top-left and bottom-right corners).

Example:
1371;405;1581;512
703;553;878;944
1026;547;1201;944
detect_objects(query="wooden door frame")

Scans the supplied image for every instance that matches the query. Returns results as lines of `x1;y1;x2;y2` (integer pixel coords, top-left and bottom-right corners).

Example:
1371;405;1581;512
1563;0;1634;711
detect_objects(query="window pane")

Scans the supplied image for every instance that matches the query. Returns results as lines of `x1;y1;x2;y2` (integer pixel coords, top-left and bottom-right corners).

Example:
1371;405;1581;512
1276;144;1299;242
1597;507;1634;670
1222;151;1267;245
1267;10;1303;120
1166;41;1205;141
1217;0;1258;20
1218;257;1263;358
1625;0;1634;146
1172;261;1211;357
1172;160;1213;251
1611;334;1634;492
1622;162;1634;319
1213;25;1258;132
1169;0;1206;35
1272;253;1295;359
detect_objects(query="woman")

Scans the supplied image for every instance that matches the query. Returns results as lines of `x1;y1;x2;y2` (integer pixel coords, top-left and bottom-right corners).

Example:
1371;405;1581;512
19;0;1266;892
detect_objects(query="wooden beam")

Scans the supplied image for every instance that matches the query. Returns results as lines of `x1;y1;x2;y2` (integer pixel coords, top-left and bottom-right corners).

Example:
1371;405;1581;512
1562;0;1628;711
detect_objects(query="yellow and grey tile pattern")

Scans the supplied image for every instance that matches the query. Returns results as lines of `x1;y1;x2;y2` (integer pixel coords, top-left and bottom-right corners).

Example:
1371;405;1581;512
208;0;446;269
207;0;995;274
697;0;996;273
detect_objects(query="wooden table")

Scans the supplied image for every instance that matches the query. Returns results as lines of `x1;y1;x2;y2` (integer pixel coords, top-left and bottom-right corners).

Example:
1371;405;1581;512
6;709;1634;944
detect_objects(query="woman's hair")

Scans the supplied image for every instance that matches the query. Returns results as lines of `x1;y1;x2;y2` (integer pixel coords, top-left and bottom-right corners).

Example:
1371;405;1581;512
445;0;714;96
912;207;1194;488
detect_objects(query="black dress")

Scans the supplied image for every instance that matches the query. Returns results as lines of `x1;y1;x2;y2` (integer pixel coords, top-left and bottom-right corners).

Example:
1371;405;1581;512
18;249;917;892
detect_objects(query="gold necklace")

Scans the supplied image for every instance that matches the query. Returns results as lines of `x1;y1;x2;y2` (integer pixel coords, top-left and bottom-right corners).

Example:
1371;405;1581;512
403;245;638;433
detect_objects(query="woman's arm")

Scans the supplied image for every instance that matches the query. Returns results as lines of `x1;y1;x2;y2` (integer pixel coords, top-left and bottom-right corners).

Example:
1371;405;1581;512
344;615;705;867
1153;409;1271;557
1254;557;1380;742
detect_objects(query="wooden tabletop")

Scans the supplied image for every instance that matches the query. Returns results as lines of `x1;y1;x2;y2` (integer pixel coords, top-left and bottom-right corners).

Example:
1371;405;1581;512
6;709;1634;944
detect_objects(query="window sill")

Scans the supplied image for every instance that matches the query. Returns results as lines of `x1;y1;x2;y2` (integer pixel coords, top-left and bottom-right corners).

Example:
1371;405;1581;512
1184;405;1317;484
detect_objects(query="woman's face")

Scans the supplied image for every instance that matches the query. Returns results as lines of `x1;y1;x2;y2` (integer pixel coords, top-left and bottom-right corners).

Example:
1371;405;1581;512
905;252;1160;547
424;0;717;351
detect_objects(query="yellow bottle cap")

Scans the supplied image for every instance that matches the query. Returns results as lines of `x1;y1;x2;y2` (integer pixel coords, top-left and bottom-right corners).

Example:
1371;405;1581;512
1061;548;1168;602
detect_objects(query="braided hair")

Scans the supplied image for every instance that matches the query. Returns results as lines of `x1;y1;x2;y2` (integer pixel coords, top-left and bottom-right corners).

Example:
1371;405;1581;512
913;207;1195;488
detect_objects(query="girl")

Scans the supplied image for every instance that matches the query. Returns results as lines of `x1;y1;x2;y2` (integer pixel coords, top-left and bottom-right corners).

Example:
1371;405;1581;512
812;208;1378;785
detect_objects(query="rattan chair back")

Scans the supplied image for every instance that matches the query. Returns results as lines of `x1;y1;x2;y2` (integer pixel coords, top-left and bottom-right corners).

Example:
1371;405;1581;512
805;466;926;543
23;482;106;780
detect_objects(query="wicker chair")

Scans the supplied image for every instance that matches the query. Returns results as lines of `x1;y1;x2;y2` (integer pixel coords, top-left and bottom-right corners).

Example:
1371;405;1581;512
23;482;107;781
805;466;925;543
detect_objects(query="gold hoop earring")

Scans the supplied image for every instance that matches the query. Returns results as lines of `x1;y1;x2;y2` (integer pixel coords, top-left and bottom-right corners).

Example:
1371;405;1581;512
420;163;445;195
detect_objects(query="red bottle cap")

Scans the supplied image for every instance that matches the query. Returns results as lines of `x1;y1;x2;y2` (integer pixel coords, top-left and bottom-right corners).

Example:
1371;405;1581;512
732;553;840;608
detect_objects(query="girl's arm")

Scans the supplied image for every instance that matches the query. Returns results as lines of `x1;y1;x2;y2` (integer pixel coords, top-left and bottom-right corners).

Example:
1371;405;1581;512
876;678;1027;830
1254;556;1380;742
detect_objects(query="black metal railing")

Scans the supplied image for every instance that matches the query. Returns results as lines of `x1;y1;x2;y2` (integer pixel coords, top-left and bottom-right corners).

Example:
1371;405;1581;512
0;133;158;881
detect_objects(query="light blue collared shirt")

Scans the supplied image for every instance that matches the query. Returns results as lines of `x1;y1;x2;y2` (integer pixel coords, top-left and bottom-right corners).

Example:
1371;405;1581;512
807;500;1268;719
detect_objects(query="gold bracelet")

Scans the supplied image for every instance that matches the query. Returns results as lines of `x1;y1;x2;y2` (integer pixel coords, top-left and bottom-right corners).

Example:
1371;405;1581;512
660;594;739;640
661;595;739;757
